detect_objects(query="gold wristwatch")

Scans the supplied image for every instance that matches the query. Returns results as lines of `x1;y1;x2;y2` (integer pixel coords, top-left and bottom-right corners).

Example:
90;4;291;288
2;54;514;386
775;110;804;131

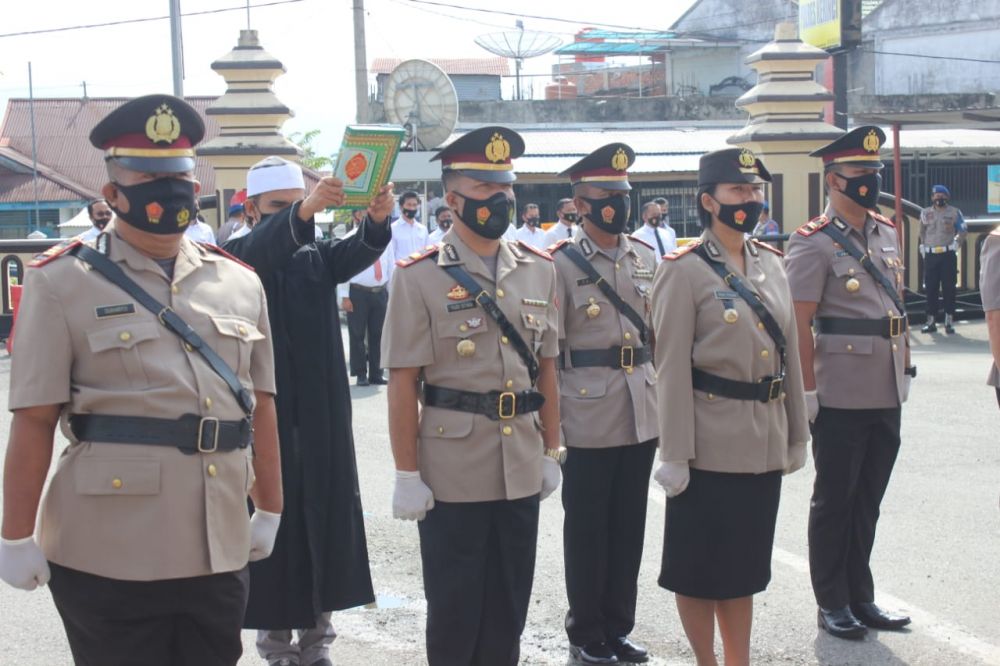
543;447;567;464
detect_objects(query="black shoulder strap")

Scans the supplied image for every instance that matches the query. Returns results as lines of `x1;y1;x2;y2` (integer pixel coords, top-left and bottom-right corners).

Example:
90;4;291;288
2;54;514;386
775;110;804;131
561;244;649;345
819;221;906;314
72;244;255;416
440;263;540;385
692;245;787;369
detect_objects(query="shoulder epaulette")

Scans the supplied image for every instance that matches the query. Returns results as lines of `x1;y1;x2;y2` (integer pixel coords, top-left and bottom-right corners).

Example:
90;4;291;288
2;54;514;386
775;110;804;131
663;240;701;261
199;243;255;272
795;215;830;237
871;211;895;228
750;238;784;257
516;240;553;261
396;244;439;268
29;239;81;267
627;234;655;251
546;238;572;255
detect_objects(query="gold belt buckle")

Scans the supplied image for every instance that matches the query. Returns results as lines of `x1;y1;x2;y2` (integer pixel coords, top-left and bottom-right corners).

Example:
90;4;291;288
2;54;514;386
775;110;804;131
498;391;517;420
888;315;904;338
766;377;783;401
197;417;220;453
932;246;947;254
620;345;635;370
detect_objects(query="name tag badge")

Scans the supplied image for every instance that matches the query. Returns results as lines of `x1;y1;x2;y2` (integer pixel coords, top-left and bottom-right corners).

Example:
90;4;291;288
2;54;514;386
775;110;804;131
95;303;136;319
714;290;739;300
446;300;477;313
834;250;850;257
632;270;654;280
576;277;595;287
882;246;897;253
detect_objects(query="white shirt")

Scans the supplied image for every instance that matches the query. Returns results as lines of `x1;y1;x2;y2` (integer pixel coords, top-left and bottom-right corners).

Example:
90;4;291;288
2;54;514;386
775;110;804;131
336;228;394;301
514;224;547;249
542;221;577;249
502;224;517;243
631;222;677;264
78;225;102;242
429;227;448;243
184;219;217;244
390;218;430;262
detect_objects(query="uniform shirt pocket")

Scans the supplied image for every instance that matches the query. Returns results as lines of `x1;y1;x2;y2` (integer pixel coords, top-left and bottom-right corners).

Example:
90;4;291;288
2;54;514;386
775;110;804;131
434;314;491;363
210;315;264;376
86;321;161;390
816;334;874;355
521;311;548;354
419;407;476;439
560;369;608;400
74;458;161;496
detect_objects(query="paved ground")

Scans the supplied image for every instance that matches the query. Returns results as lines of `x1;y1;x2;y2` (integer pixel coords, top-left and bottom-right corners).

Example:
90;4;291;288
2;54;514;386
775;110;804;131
0;321;997;665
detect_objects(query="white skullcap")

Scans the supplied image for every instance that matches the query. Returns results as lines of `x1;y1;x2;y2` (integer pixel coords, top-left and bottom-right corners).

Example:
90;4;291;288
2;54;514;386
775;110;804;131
246;156;305;196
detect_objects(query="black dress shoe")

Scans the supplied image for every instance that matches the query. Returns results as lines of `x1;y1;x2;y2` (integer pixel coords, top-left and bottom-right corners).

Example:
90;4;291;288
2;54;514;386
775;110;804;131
369;374;387;385
945;323;956;334
609;635;648;663
851;602;911;630
817;606;867;640
569;642;618;664
921;322;937;333
356;377;370;387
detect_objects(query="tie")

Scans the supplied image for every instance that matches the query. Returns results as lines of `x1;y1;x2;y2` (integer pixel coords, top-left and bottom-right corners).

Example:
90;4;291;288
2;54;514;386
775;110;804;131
653;228;666;257
566;224;572;238
373;257;383;282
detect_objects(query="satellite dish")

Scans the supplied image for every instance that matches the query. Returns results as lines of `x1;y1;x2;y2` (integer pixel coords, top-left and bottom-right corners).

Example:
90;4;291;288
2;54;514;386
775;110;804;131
384;59;459;151
475;24;562;100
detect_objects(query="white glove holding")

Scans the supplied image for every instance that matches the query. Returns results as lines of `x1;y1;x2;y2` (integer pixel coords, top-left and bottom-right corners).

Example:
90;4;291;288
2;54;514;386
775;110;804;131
0;537;51;590
248;509;281;562
949;239;959;252
919;244;927;257
785;443;808;475
902;375;911;403
541;456;562;501
393;470;435;521
654;461;690;498
805;390;819;423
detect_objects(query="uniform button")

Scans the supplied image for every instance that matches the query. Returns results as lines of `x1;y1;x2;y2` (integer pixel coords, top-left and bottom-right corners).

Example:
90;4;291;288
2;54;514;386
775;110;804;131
846;344;854;351
496;288;505;298
437;426;444;434
238;325;248;336
615;262;621;270
848;268;856;276
758;322;765;330
505;380;513;389
626;367;634;374
624;332;632;341
588;297;597;304
892;343;899;351
111;478;123;489
207;464;218;478
707;393;715;400
501;336;509;345
760;349;769;359
781;392;787;400
119;331;132;342
502;425;513;436
459;324;469;332
184;342;193;352
204;397;213;410
579;388;588;396
171;285;179;294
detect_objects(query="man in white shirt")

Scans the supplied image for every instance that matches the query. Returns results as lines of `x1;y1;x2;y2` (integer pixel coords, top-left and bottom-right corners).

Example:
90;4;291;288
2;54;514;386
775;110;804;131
77;199;113;242
184;215;217;244
389;190;430;261
428;206;452;243
338;227;393;386
515;202;547;249
630;201;677;264
542;198;579;248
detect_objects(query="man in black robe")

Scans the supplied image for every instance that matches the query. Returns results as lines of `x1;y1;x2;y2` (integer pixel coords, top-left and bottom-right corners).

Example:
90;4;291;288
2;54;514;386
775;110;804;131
225;156;393;666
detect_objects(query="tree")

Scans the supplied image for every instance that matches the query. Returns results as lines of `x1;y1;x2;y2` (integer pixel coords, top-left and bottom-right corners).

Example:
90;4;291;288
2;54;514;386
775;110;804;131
287;129;335;171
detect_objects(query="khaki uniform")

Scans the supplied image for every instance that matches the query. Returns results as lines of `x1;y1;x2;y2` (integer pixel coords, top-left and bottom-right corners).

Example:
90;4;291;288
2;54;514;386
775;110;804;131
784;206;906;409
552;228;658;448
919;204;965;248
380;229;559;503
9;226;275;581
652;230;809;472
980;229;1000;386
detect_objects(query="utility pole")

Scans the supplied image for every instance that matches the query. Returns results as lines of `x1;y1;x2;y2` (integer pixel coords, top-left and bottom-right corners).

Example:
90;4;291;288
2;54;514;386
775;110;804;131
352;0;369;123
169;0;184;97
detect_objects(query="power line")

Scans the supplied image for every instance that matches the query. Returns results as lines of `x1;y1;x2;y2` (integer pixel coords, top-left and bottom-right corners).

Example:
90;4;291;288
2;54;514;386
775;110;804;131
0;0;306;39
861;49;1000;65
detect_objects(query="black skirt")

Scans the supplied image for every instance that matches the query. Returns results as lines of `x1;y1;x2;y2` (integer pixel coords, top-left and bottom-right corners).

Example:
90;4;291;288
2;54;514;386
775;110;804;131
659;468;782;600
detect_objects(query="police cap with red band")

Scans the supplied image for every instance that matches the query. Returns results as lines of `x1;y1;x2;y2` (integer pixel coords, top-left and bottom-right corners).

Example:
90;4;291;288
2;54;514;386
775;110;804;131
432;125;525;184
809;125;885;169
89;94;205;173
559;143;635;191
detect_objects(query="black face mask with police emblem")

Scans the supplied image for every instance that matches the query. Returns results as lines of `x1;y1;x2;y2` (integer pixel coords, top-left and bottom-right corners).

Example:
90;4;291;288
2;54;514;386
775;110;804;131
711;199;763;233
455;191;515;240
834;172;882;210
111;178;197;235
582;194;631;235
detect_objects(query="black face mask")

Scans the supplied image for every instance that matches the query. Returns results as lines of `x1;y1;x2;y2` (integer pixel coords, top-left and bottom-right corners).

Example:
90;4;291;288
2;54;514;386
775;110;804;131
834;172;882;209
438;218;452;231
582;194;631;235
525;216;539;227
402;208;417;219
711;198;763;232
933;198;948;208
562;213;578;224
647;215;661;227
455;191;514;240
111;178;196;235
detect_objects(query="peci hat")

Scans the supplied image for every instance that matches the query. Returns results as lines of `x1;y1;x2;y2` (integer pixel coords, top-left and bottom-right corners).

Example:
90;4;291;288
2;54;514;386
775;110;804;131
246;157;305;197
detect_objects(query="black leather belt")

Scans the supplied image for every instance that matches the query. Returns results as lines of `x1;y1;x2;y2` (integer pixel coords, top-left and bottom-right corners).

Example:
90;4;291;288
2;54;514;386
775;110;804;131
815;315;907;338
350;283;386;293
691;368;785;403
560;344;653;370
69;414;252;453
423;384;545;421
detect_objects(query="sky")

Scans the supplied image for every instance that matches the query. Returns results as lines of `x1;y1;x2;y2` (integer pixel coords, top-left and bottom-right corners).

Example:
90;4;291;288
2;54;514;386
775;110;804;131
0;0;696;157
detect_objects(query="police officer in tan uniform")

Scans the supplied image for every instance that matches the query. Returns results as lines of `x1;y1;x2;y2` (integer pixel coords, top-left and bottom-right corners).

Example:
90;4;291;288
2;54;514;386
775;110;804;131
0;95;282;666
381;126;562;666
980;228;1000;408
652;148;809;666
547;143;657;665
919;184;967;333
785;126;915;640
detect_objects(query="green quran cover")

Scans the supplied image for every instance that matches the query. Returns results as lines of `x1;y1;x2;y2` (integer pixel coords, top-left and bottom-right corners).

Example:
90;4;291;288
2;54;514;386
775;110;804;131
332;125;406;208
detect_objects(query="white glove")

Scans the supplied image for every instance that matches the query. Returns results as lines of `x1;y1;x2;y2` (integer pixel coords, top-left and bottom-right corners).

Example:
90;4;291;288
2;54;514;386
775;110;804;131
654;461;690;498
949;240;959;252
902;375;911;403
0;537;50;590
785;443;807;475
805;390;819;423
393;470;435;521
919;244;927;257
541;456;562;501
248;509;281;562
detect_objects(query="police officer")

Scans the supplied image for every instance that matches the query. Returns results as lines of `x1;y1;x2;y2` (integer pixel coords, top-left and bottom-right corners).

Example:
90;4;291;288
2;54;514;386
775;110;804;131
0;94;282;665
980;228;1000;408
785;126;914;639
547;143;657;664
919;185;967;333
381;126;562;666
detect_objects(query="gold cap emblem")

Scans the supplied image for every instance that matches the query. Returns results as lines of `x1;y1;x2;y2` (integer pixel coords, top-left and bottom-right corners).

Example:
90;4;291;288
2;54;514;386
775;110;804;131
863;129;880;153
611;148;629;172
145;104;182;145
738;149;756;168
485;132;511;163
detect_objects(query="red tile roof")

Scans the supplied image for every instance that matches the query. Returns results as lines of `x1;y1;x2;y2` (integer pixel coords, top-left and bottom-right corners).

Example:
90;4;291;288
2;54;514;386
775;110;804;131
371;57;510;76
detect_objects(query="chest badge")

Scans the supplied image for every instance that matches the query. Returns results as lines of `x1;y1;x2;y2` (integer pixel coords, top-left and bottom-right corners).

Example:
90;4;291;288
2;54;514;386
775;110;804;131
586;296;601;319
845;277;861;293
448;284;470;301
456;339;476;357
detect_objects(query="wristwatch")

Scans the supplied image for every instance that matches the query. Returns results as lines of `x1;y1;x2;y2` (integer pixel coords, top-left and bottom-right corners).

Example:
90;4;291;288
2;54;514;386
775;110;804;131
543;447;567;464
904;366;917;378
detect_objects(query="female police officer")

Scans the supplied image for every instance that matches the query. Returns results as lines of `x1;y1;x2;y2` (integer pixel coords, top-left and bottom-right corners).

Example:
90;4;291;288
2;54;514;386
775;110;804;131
650;148;809;666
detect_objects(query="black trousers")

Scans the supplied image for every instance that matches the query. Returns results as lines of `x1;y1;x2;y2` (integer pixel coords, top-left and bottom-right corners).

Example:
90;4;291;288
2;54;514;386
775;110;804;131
807;407;901;610
346;283;388;379
48;562;249;666
924;250;957;318
562;440;657;646
418;495;540;666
